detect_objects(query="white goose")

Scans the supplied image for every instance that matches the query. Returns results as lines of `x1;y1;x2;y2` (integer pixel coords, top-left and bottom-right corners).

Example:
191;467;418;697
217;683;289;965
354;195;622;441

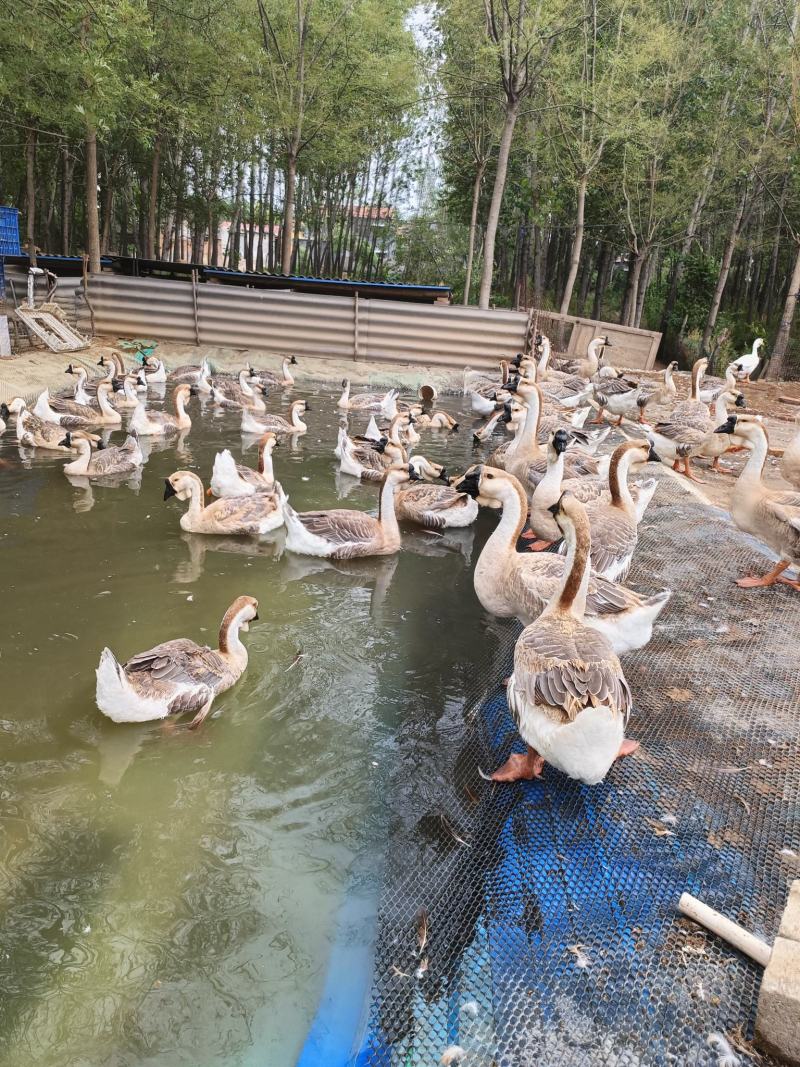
492;493;637;785
241;400;309;436
210;433;278;498
130;384;193;436
96;595;259;726
164;470;284;534
731;337;765;381
34;383;122;428
61;433;144;477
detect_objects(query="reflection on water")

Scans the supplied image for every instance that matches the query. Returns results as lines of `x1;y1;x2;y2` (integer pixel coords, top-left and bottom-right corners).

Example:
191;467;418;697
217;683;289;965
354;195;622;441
0;382;490;1067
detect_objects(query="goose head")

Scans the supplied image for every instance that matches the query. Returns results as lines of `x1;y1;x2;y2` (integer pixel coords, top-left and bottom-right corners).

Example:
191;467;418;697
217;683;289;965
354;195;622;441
550;429;573;458
224;594;260;633
164;470;202;502
409;455;449;482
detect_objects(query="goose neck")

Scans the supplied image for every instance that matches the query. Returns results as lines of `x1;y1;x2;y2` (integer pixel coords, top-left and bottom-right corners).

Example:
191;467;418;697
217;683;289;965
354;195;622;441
378;475;402;541
64;441;92;474
738;425;768;483
545;510;591;618
608;447;635;513
218;605;249;666
484;477;529;559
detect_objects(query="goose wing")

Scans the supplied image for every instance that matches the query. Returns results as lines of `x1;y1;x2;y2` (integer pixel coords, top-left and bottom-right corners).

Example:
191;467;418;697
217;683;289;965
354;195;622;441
90;442;137;475
758;494;800;548
295;509;379;556
510;618;631;726
124;638;225;712
583;505;637;575
210;492;279;523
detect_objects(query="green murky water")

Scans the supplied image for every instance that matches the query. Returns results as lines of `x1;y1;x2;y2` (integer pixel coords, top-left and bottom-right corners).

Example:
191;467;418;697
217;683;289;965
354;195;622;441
0;381;486;1067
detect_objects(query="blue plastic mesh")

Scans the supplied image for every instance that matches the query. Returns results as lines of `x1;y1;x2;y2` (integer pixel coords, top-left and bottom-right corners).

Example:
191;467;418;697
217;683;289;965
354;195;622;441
355;475;799;1067
0;207;21;256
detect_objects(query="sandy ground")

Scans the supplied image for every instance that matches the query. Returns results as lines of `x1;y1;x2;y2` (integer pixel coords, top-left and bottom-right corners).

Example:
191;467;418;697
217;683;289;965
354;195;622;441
2;335;798;512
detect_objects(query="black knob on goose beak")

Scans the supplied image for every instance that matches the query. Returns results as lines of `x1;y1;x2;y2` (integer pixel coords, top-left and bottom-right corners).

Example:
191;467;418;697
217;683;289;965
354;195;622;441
472;432;482;445
438;466;449;482
647;443;661;463
408;414;416;425
408;464;421;481
66;363;74;374
0;404;10;420
449;422;459;433
304;402;312;412
112;379;123;392
455;466;482;497
163;479;178;500
604;337;614;347
96;439;106;450
547;492;566;517
553;429;571;454
372;437;388;453
290;355;298;365
252;611;260;621
735;394;747;408
714;415;737;434
189;385;199;396
97;357;105;366
505;380;518;394
59;433;71;448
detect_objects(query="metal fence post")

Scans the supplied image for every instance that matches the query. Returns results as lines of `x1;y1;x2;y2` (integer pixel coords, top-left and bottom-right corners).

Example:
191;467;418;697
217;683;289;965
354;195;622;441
353;291;359;361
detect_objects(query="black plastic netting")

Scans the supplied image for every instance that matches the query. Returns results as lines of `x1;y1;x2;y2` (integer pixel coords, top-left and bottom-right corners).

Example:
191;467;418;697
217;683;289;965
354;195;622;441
354;473;800;1067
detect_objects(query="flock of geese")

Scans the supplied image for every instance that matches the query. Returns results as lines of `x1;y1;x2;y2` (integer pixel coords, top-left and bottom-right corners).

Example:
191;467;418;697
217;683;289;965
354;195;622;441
2;336;799;785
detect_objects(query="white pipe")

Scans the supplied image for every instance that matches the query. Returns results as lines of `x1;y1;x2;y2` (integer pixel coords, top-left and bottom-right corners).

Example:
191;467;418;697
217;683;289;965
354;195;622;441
678;893;771;967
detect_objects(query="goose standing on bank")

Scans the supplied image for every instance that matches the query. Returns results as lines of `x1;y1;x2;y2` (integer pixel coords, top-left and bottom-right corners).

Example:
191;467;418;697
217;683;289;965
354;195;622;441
284;464;419;558
488;492;636;784
552;336;611;380
731;337;765;381
242;399;309;436
210;433;279;498
714;414;800;590
60;433;144;477
164;470;285;535
95;595;259;727
131;384;194;436
456;465;670;654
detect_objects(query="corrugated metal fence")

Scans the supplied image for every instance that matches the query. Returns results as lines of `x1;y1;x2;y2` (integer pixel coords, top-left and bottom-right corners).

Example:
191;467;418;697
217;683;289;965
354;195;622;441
3;270;661;371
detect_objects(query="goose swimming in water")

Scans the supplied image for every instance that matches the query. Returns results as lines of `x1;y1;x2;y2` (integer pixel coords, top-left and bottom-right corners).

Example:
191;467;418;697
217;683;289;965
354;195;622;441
95;595;259;727
61;433;144;476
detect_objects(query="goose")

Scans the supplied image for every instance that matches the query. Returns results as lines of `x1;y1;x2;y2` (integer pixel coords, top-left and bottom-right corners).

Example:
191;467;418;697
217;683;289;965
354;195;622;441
560;440;661;581
164;470;284;535
168;357;211;385
248;355;297;388
487;492;636;784
699;362;737;405
142;356;168;384
731;337;765;381
113;371;148;410
463;361;508;394
395;456;479;528
533;340;593;407
338;430;406;480
337;379;396;415
551;336;611;380
97;350;127;378
593;375;648;425
692;389;747;471
130;384;194;436
781;413;800;489
529;431;658;544
714;414;800;590
412;409;459;431
210;433;278;498
669;357;710;423
241;399;309;436
503;381;606;490
61;433;144;477
210;370;267;412
0;399;97;450
283;464;419;558
334;413;384;459
636;362;678;420
62;360;113;402
456;465;670;654
34;382;122;428
95;594;259;727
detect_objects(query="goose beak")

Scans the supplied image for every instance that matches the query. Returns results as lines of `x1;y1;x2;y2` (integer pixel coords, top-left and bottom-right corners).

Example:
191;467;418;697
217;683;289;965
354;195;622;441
189;385;199;396
96;440;106;450
0;404;10;420
408;464;421;481
547;492;566;517
647;444;661;463
455;468;481;497
66;364;74;374
438;467;449;481
163;479;178;500
290;356;298;365
304;403;312;412
252;611;260;620
59;434;71;447
735;394;747;408
715;416;737;434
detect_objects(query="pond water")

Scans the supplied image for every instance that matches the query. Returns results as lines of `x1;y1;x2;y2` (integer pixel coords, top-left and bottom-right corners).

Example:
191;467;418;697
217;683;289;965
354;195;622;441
0;379;492;1067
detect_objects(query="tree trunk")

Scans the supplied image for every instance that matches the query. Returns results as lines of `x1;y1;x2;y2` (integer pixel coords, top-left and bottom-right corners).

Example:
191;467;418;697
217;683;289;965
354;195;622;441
559;174;588;315
62;147;75;256
761;176;787;318
281;148;298;274
478;100;520;308
766;239;800;380
85;124;101;272
463;160;485;305
101;156;114;254
25;128;37;266
625;253;645;327
576;243;594;316
256;154;266;271
701;185;748;357
634;251;654;328
147;134;161;259
246;158;256;271
592;243;610;320
660;172;712;333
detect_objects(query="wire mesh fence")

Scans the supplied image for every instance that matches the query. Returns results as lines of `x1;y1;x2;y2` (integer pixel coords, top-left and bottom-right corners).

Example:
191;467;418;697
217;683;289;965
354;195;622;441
355;474;799;1067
